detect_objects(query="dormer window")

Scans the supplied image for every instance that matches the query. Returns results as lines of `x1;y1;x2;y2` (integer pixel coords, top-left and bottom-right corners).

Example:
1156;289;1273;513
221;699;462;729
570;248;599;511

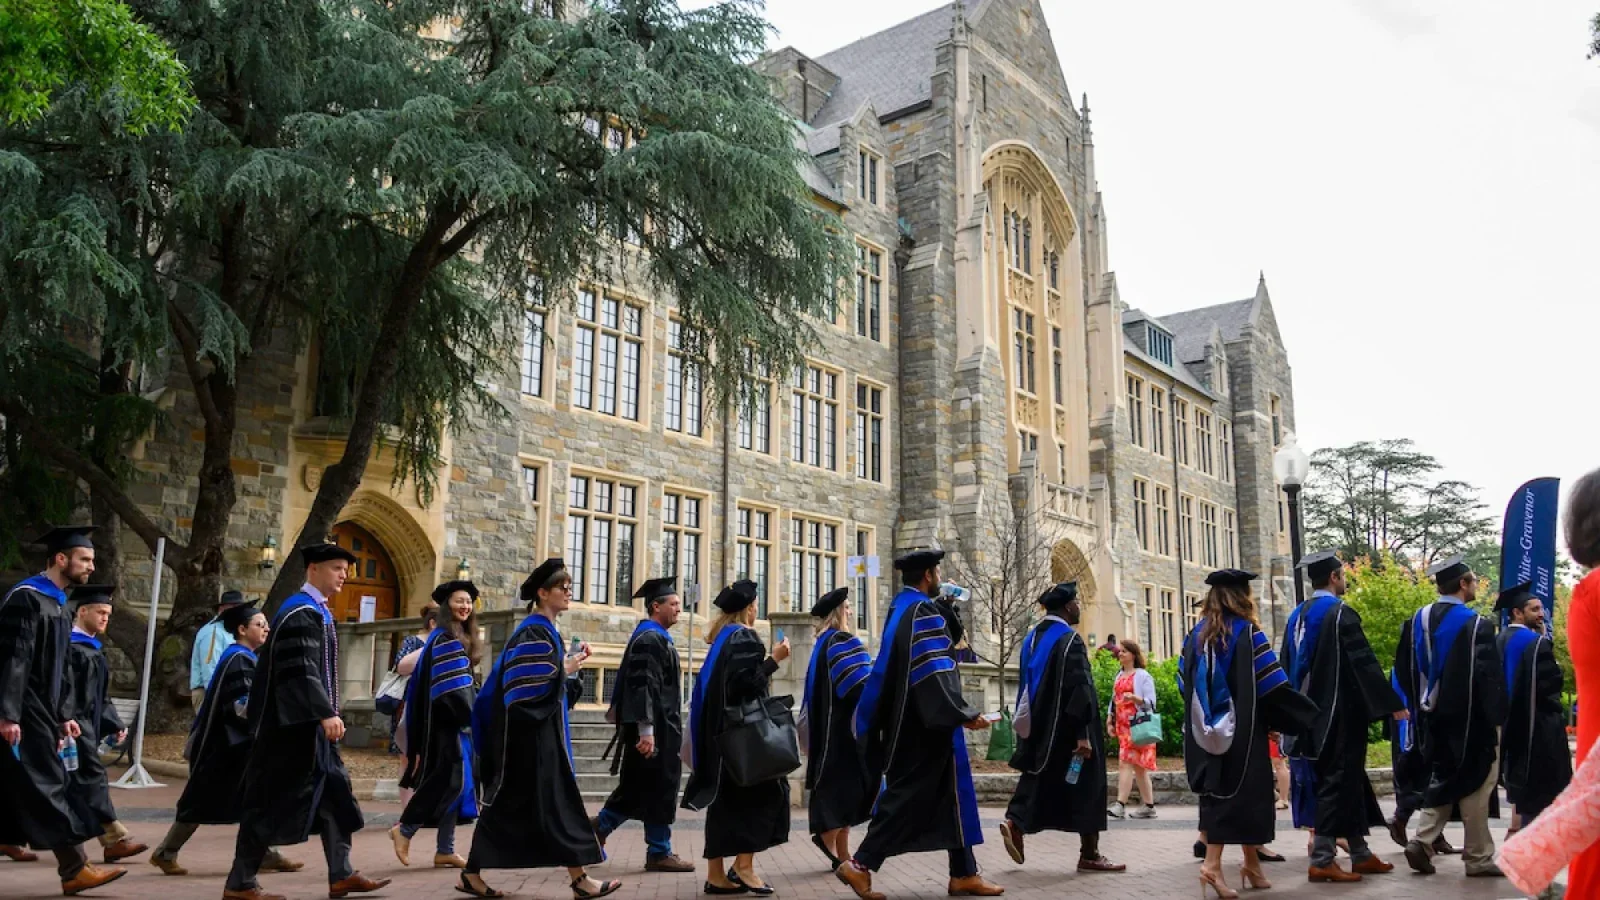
1147;326;1174;366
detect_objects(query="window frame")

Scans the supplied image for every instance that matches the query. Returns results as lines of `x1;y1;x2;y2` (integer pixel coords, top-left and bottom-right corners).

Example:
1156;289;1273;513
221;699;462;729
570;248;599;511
790;359;842;471
735;502;778;619
788;511;843;614
1174;397;1190;466
854;239;885;343
518;455;552;561
661;485;708;599
1180;493;1196;563
1223;509;1238;568
737;350;775;456
1195;408;1214;475
1200;500;1220;567
1148;385;1166;457
570;287;648;425
1012;307;1038;395
565;468;644;607
1126;374;1145;447
853;377;888;485
1220;421;1235;483
664;317;706;439
1051;326;1065;409
852;526;877;636
1132;477;1151;551
1154;485;1172;557
857;145;883;207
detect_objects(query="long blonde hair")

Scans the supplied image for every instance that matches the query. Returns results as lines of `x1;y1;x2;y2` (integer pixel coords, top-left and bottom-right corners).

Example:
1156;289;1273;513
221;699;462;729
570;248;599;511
706;604;756;642
813;604;848;637
1197;584;1258;652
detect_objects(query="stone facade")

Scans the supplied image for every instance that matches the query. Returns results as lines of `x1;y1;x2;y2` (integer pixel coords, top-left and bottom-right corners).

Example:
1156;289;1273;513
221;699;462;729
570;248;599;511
100;0;1295;702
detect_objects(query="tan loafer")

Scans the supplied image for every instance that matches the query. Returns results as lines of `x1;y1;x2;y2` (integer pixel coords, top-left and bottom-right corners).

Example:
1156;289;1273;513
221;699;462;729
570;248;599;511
947;875;1004;896
61;865;126;896
836;863;885;900
434;853;468;869
389;825;411;867
329;873;392;898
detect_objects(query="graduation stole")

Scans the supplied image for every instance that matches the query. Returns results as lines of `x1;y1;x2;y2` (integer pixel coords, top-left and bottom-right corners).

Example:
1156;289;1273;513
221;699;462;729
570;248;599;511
13;574;67;607
685;622;741;769
852;586;928;741
1014;617;1071;738
69;630;103;651
1414;601;1477;712
1185;616;1251;755
1285;592;1340;690
1501;625;1540;698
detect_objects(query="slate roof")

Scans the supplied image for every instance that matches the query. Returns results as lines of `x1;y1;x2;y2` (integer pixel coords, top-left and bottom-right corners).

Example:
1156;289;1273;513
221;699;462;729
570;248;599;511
804;0;980;152
1158;297;1256;365
794;125;843;203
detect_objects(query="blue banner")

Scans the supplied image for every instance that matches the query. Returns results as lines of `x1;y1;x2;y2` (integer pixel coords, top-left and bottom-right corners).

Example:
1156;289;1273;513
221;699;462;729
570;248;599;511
1499;477;1560;634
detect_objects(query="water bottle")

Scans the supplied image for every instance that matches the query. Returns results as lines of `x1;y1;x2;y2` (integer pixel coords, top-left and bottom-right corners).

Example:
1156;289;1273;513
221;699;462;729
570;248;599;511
1065;753;1083;785
61;739;79;773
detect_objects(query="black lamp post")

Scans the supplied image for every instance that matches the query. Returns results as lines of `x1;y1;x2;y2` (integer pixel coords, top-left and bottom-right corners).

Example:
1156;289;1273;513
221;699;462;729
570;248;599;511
1274;434;1311;610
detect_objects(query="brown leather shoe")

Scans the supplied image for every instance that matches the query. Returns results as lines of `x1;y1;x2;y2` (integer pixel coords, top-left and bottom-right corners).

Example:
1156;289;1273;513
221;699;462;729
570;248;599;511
1;844;39;862
222;889;288;900
328;873;392;898
836;863;886;900
1077;856;1126;873
1352;856;1394;875
433;853;468;869
259;854;304;873
947;875;1004;896
61;865;127;895
998;820;1024;865
102;839;149;862
149;854;188;876
1307;864;1362;883
645;854;697;873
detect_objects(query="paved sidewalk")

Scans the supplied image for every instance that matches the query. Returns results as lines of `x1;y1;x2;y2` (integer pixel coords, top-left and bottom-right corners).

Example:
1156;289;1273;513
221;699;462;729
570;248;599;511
0;773;1532;899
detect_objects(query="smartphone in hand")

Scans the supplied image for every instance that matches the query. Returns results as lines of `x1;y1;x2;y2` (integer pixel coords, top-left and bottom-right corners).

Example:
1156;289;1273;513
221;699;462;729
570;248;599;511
981;711;1003;723
775;628;786;644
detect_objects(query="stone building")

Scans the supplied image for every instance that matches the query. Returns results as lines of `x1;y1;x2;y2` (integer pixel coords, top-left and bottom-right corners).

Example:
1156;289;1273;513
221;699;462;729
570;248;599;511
102;0;1296;708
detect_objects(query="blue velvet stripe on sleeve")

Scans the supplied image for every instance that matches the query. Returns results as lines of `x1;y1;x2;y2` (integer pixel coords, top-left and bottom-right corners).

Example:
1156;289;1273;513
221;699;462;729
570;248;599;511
1251;627;1289;695
827;635;871;697
503;639;558;706
429;638;473;701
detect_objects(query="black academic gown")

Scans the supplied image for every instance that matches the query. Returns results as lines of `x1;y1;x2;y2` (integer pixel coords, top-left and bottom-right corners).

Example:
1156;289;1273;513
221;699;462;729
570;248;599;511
802;629;875;834
469;614;600;870
63;632;125;829
1277;596;1402;840
399;629;478;828
1392;600;1506;809
0;577;97;850
681;626;790;859
1498;625;1571;820
602;622;682;827
1181;616;1317;846
853;588;984;861
177;645;256;824
237;594;364;848
1006;618;1107;836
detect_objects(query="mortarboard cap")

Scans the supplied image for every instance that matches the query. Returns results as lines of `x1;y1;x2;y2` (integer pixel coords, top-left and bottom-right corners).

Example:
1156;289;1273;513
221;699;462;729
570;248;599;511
1297;550;1343;583
1205;568;1259;589
1426;555;1471;586
69;584;115;609
1038;582;1079;610
713;579;759;614
1494;582;1537;613
301;542;357;566
220;601;262;634
633;576;678;605
809;587;849;619
35;526;96;556
520;559;568;603
893;548;945;575
431;580;479;606
218;590;245;608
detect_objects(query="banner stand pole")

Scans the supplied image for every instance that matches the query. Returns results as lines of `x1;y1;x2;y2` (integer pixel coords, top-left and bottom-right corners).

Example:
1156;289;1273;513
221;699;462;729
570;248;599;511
112;537;166;789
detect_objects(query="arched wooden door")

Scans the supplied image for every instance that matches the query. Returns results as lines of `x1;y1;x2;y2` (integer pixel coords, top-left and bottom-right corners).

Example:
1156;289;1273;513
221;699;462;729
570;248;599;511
329;522;400;623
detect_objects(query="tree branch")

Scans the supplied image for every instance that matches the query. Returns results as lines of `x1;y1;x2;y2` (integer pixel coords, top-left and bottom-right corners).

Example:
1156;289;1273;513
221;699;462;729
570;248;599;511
165;297;224;430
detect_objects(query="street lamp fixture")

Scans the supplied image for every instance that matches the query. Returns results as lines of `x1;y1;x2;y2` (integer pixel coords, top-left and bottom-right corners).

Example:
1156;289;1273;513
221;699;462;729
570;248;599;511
1274;434;1311;608
456;557;472;582
259;534;278;571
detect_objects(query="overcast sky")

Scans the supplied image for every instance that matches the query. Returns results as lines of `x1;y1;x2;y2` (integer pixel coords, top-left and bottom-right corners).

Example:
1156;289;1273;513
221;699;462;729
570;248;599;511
706;0;1599;535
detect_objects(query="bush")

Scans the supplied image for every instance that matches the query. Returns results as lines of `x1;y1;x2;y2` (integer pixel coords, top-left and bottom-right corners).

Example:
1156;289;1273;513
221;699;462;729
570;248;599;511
1093;650;1185;757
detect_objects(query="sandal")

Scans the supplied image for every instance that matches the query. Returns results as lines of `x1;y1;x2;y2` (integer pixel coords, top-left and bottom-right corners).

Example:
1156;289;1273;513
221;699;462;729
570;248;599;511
456;873;506;898
571;876;623;900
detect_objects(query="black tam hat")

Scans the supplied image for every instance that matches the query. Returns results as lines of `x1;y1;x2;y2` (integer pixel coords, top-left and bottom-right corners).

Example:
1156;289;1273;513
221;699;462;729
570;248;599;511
301;542;357;565
431;580;480;606
1297;550;1343;583
714;580;759;614
633;577;678;607
35;526;96;556
1427;555;1471;588
1038;582;1079;611
1494;582;1537;613
520;559;568;604
1205;568;1258;589
69;584;115;610
893;548;945;579
220;601;262;635
809;587;849;619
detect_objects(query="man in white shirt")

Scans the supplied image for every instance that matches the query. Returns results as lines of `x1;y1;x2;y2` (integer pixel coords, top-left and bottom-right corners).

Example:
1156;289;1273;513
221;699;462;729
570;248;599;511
190;591;245;709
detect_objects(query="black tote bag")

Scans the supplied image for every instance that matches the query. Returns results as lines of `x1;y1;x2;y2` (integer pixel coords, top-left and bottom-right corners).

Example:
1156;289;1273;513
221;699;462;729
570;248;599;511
716;695;801;787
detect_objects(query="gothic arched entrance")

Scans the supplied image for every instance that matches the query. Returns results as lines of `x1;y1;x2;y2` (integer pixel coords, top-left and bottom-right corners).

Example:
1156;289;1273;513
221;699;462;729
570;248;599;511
329;521;400;622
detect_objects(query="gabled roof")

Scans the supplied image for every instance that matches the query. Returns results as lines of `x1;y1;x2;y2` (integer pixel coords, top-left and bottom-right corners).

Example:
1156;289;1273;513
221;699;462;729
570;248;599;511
794;124;843;203
807;0;981;148
1158;297;1255;365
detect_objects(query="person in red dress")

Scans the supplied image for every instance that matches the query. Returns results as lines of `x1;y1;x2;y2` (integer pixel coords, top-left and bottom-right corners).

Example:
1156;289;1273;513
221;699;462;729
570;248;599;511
1563;469;1600;898
1105;640;1157;819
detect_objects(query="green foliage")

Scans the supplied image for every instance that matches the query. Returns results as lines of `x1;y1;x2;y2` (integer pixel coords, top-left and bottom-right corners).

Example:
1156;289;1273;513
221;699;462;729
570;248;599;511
1341;554;1437;670
0;0;194;132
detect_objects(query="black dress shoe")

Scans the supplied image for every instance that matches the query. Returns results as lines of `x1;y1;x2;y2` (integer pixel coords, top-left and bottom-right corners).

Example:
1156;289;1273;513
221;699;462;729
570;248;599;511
1256;849;1285;863
728;871;775;896
1193;840;1206;860
703;882;748;896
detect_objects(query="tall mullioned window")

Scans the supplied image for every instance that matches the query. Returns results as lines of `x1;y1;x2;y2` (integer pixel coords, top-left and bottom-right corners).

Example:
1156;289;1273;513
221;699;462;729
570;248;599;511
736;506;773;618
1126;375;1145;447
662;491;703;594
1149;386;1166;457
1155;486;1172;556
789;515;840;613
858;147;881;206
519;275;547;398
572;289;643;421
738;351;772;455
1180;494;1196;562
1013;309;1037;393
1051;327;1064;407
1196;409;1214;475
855;382;885;483
665;320;703;436
856;243;883;342
1133;479;1151;551
566;473;638;605
791;363;839;470
1220;421;1235;483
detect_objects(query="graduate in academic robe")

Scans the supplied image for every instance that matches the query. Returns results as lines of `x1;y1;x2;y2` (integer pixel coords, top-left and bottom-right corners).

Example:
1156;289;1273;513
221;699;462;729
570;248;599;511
682;579;793;893
999;582;1124;874
1391;555;1507;878
61;586;148;863
1276;551;1404;883
1383;670;1459;856
800;586;875;870
1181;568;1317;899
1495;583;1571;827
151;602;301;876
389;581;483;870
593;577;694;873
462;559;619;900
225;542;387;900
0;526;125;893
836;549;1001;900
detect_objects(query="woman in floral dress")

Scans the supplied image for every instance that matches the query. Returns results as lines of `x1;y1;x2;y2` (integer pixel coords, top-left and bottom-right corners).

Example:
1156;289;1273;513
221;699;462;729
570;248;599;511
1106;640;1158;819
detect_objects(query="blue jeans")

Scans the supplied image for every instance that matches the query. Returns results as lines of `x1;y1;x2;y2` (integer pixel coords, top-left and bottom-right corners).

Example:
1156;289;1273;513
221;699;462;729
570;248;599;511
595;807;672;859
399;810;457;855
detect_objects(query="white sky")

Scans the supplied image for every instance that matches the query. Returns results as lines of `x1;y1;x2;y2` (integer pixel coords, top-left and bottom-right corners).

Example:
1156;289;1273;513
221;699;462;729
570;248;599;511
707;0;1600;531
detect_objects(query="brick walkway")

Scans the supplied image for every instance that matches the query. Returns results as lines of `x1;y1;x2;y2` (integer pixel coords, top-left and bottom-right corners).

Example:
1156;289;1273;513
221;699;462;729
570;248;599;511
0;774;1533;899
